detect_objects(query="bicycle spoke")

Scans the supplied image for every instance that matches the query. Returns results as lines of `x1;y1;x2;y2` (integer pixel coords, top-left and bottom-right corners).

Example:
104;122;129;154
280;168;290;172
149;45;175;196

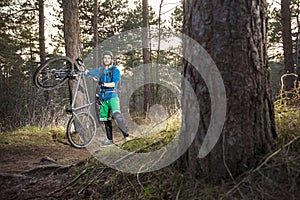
66;112;96;148
33;56;73;90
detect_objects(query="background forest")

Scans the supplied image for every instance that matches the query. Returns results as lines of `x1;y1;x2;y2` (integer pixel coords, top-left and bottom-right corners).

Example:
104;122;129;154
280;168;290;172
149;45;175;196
0;0;299;129
0;0;183;129
1;0;300;199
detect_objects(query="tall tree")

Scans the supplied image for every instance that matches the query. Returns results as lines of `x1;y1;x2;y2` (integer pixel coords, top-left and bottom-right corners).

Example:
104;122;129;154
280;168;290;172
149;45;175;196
179;0;276;182
93;0;99;68
142;0;152;114
38;0;50;106
170;1;183;32
295;0;300;81
281;0;295;90
39;0;46;64
78;0;129;55
0;0;41;128
62;0;82;104
62;0;81;61
122;0;158;31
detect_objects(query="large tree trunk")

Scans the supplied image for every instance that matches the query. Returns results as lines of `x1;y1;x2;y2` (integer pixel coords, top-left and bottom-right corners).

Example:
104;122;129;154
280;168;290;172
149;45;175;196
296;2;300;82
178;0;277;182
62;0;82;105
296;29;300;83
281;0;295;90
62;0;81;60
93;0;99;68
39;0;50;122
38;0;46;64
142;0;152;115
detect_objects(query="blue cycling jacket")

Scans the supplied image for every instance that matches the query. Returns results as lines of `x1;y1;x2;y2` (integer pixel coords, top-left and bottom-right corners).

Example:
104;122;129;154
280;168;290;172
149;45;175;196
87;65;120;100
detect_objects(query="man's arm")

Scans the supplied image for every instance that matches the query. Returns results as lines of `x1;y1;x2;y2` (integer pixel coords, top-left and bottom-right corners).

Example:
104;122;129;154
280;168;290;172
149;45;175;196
103;68;119;87
86;68;101;78
103;82;115;88
109;67;120;88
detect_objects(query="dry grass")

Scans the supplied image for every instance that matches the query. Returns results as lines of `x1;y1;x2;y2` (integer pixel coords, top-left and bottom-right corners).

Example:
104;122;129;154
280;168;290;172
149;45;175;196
2;91;300;199
61;95;300;200
0;126;66;147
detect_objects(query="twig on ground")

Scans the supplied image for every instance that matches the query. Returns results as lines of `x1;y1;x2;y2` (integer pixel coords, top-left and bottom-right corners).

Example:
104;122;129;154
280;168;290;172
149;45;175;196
78;167;106;194
115;177;140;199
137;164;146;190
253;136;300;173
142;147;167;173
48;167;93;196
222;135;300;199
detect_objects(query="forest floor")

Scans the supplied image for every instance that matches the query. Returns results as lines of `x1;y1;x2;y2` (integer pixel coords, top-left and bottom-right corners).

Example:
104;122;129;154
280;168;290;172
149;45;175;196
0;103;300;200
0;126;91;199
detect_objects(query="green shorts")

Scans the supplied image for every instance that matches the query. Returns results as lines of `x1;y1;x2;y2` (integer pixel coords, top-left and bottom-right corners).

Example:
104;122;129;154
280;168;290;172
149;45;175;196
99;97;121;121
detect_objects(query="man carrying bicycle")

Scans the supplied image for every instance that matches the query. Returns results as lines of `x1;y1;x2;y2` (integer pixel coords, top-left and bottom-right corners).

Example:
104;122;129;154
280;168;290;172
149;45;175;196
86;50;130;147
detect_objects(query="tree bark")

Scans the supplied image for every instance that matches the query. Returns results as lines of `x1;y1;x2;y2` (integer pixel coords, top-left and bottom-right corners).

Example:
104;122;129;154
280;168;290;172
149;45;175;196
62;0;82;104
296;0;300;82
178;0;277;182
281;0;295;90
153;0;164;105
39;0;46;64
93;0;99;68
62;0;81;60
39;0;50;118
142;0;152;115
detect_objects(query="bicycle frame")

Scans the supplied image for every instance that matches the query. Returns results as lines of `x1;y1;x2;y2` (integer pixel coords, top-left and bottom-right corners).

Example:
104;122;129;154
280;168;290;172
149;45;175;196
34;56;98;148
70;71;94;113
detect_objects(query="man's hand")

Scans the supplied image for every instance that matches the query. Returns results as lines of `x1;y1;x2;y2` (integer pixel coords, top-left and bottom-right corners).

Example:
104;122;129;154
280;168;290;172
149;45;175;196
102;82;115;88
99;82;115;88
95;94;103;106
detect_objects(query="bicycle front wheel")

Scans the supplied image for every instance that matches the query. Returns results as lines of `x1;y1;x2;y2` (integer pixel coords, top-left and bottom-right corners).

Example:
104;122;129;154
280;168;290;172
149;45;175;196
66;112;96;148
33;56;73;90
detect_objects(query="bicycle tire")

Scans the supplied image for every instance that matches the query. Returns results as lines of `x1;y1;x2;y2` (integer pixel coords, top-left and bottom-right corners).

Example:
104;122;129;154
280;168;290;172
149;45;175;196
33;56;73;90
66;112;96;148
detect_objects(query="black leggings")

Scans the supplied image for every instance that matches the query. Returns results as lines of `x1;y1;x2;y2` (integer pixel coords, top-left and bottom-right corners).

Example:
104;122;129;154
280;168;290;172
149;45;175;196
103;112;129;140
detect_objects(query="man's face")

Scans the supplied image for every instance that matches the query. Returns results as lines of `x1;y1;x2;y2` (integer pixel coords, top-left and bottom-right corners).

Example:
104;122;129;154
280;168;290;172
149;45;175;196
103;55;113;66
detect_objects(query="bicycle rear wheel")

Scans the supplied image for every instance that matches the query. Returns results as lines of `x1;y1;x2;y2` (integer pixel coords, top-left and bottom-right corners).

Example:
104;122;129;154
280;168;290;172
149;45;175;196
33;56;73;90
66;112;96;148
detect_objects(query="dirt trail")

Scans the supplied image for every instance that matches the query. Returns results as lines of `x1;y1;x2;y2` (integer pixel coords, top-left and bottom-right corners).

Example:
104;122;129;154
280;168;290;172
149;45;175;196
0;128;94;199
0;142;90;174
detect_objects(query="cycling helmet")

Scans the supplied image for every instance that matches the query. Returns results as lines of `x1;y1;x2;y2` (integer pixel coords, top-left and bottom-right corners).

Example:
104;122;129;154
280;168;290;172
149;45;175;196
102;50;114;59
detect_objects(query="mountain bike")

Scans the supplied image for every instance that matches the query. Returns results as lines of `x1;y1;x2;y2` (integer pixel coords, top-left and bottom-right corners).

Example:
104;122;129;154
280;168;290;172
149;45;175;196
33;56;98;148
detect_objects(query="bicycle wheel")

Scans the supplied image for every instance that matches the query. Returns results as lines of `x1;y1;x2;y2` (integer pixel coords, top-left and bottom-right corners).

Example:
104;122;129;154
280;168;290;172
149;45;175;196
33;56;73;90
66;112;96;148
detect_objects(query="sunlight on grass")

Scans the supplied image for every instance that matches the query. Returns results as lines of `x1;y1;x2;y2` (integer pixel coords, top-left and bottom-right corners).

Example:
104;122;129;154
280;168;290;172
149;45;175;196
274;101;300;142
0;126;66;147
93;114;182;163
121;113;181;152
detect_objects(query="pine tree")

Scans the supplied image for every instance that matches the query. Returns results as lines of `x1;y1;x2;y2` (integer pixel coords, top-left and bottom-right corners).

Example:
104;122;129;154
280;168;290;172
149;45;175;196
179;0;276;182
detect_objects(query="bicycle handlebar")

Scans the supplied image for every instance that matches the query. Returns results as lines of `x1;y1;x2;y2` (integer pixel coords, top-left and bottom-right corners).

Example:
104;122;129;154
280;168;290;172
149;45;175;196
74;58;99;83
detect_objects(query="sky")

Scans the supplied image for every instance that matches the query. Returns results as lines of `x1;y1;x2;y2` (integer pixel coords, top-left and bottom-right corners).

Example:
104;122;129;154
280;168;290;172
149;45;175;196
132;0;181;21
43;0;181;52
43;0;280;54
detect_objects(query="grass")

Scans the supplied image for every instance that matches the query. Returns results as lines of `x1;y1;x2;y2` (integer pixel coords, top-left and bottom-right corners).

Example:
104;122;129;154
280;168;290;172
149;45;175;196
0;126;66;147
64;101;300;199
93;114;181;165
1;100;299;199
123;112;181;151
274;100;300;140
